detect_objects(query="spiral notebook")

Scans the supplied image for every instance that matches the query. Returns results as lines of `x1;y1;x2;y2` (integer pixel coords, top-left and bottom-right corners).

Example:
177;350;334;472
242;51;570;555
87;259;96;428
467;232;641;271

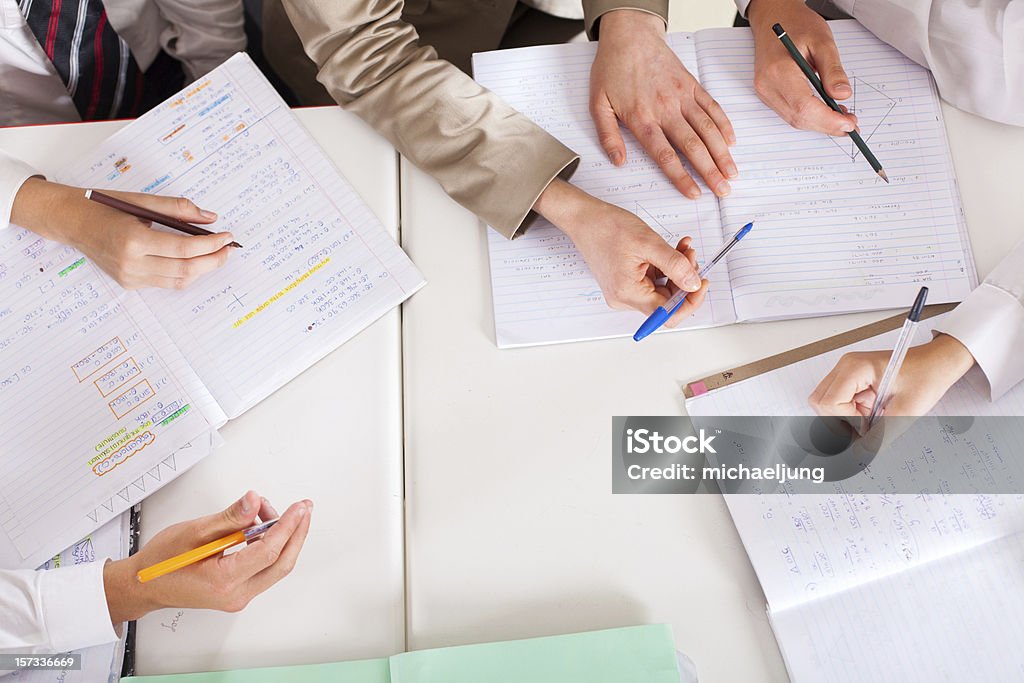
473;20;975;347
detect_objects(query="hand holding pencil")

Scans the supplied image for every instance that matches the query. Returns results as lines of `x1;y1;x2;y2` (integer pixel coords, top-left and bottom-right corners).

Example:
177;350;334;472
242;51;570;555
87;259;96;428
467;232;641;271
101;492;313;624
746;0;860;135
10;178;236;291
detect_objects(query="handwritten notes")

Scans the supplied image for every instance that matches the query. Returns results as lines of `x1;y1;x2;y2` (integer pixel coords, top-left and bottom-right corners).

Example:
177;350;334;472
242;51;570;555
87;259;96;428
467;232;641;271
473;37;734;347
696;21;975;319
0;225;215;569
1;54;421;569
60;54;425;417
686;316;1024;681
473;21;974;347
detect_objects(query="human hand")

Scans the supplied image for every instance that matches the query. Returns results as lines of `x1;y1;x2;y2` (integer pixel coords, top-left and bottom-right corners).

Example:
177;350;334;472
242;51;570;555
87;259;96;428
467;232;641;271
809;334;975;418
535;179;709;324
747;0;858;135
103;491;312;624
11;178;235;290
591;9;737;199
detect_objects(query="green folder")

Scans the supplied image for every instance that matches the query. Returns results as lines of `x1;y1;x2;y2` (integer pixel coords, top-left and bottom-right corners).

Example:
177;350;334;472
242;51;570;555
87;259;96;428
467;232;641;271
124;625;680;683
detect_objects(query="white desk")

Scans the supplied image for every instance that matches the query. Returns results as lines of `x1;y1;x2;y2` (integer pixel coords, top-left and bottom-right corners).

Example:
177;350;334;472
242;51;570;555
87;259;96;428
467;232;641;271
399;102;1024;682
0;108;407;675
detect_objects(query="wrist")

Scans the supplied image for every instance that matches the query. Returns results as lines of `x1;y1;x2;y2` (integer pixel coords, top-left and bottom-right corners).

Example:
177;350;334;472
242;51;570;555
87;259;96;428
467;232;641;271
533;179;598;240
923;333;976;383
747;0;801;26
103;557;160;624
11;178;83;245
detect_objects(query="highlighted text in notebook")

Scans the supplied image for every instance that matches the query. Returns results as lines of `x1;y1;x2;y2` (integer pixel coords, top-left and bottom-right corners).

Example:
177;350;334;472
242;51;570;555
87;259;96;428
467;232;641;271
633;222;753;342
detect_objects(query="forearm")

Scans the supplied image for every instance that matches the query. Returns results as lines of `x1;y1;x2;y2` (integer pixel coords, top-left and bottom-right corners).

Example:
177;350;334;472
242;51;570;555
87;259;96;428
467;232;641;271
281;0;579;238
10;178;83;246
103;558;161;624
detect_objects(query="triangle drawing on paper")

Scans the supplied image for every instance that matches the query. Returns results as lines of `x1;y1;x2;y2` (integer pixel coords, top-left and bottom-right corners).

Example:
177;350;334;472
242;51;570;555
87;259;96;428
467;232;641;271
827;75;898;162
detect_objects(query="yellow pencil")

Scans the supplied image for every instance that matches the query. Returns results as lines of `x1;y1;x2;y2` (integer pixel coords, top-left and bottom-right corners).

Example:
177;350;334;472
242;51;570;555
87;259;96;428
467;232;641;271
137;518;279;583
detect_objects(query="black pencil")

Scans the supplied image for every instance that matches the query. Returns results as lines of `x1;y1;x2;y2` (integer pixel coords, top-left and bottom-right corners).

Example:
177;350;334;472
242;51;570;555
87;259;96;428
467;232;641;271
85;189;243;248
772;23;889;183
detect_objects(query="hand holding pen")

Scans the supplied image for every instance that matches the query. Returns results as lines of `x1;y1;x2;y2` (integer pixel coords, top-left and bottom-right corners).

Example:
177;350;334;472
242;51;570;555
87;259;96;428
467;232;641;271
810;288;976;422
634;223;753;341
10;178;236;291
101;492;313;624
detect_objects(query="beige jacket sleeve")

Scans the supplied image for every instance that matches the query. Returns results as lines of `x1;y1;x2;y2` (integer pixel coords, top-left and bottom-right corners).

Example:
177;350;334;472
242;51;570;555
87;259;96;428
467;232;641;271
280;0;579;238
583;0;669;38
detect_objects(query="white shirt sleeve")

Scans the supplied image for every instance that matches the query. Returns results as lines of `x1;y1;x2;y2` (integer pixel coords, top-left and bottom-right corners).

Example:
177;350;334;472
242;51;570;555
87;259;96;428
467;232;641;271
0;150;41;231
935;240;1024;401
851;0;1024;126
151;0;248;80
0;561;119;655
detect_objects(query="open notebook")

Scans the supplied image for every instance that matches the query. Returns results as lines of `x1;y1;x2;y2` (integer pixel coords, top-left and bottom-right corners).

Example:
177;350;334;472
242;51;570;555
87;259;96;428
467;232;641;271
0;54;424;569
473;20;975;347
686;318;1024;681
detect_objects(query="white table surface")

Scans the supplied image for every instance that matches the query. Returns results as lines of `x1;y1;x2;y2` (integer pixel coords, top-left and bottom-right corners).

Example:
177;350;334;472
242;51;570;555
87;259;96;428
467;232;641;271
399;94;1024;683
0;107;405;674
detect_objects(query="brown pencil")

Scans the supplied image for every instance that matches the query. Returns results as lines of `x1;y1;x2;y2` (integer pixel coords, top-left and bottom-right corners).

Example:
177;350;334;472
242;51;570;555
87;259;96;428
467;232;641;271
85;189;243;248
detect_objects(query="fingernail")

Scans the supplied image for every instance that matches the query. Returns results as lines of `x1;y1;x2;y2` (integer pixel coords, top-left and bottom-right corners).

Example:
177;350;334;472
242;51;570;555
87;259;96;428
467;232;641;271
726;163;738;178
222;233;235;245
684;273;702;291
835;83;851;96
305;499;314;510
610;151;624;165
200;209;217;220
686;188;701;200
841;121;855;133
297;505;307;518
239;494;252;515
717;180;732;196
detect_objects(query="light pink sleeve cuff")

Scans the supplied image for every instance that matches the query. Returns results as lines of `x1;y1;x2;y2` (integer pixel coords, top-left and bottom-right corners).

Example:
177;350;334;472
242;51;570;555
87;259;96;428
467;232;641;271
37;560;119;653
0;150;42;230
935;283;1024;401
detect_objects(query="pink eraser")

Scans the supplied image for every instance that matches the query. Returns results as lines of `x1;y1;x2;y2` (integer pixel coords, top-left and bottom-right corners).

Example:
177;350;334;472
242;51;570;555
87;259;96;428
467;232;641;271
689;381;708;396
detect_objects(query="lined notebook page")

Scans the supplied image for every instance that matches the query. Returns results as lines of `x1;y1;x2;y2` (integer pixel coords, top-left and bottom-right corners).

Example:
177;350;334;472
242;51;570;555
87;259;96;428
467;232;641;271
0;229;215;569
695;21;976;320
473;37;735;348
62;54;425;417
769;529;1024;682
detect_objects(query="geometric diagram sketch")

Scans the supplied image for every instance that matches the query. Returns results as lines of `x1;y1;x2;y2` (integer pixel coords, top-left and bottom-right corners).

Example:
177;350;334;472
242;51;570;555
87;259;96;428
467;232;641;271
828;75;898;162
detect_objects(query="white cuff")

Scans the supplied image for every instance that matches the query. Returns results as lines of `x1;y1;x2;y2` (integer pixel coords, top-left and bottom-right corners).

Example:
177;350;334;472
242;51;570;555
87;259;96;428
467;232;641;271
0;150;42;230
37;560;119;653
935;283;1024;401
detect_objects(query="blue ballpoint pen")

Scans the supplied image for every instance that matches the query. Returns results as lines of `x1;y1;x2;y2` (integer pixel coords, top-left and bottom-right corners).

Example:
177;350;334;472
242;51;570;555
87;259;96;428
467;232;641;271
633;222;754;342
